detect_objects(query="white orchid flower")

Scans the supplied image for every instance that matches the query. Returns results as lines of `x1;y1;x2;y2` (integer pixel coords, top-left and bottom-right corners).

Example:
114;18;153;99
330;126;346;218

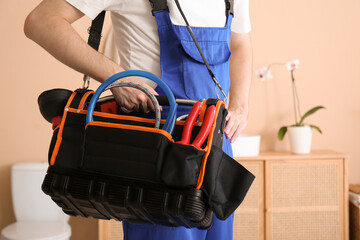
256;66;273;81
286;59;300;71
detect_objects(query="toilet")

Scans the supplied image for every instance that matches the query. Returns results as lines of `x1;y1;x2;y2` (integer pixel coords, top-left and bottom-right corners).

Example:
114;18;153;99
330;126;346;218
1;162;71;240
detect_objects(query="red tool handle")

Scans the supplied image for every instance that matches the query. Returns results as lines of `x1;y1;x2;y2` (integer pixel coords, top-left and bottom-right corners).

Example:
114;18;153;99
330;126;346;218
52;116;62;129
177;101;202;145
99;101;119;114
192;105;216;149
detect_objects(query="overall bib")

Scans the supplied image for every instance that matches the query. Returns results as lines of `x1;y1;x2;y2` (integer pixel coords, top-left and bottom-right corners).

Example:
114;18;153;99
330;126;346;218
123;2;235;239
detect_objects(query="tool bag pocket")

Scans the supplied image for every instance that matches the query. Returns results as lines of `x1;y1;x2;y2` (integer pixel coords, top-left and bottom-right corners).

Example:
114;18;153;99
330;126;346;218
83;121;205;186
83;123;170;181
201;145;256;220
161;143;205;188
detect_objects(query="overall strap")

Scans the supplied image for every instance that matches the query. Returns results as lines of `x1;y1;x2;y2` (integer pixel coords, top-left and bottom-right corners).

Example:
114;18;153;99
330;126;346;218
149;0;168;15
225;0;234;17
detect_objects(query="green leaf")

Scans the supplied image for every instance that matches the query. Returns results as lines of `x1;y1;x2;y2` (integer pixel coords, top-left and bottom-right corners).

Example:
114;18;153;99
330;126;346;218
278;126;287;140
310;124;323;134
298;106;325;125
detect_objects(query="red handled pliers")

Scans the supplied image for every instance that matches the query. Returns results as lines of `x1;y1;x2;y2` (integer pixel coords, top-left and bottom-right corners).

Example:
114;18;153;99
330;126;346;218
177;102;216;149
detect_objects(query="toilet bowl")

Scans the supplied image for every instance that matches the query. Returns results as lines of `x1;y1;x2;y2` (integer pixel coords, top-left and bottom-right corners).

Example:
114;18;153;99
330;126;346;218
1;162;71;240
1;222;71;240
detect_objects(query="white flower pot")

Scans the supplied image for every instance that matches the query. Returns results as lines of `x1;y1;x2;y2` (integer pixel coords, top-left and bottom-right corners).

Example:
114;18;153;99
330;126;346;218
287;126;312;154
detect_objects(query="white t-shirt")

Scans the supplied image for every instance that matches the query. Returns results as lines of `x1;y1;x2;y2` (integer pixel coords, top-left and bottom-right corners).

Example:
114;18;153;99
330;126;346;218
66;0;251;86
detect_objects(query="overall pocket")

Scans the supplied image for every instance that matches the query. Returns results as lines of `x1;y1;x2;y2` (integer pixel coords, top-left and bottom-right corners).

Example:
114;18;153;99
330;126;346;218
180;40;231;100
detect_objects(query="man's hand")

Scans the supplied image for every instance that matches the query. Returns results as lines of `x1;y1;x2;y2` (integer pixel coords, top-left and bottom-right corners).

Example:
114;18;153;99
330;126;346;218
110;77;157;113
225;106;248;143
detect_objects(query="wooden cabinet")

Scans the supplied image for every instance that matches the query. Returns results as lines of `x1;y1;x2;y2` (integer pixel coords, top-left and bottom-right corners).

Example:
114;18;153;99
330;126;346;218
99;150;349;240
235;150;349;240
233;160;264;240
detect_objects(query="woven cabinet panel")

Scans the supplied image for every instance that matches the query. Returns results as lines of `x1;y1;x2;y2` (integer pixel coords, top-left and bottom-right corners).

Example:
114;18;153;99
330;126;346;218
100;220;123;240
267;159;343;240
234;212;260;240
238;162;261;209
234;161;263;240
271;211;339;240
271;162;339;207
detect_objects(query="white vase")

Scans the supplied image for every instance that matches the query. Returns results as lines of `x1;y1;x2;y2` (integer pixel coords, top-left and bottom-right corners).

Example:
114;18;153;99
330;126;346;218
287;126;312;154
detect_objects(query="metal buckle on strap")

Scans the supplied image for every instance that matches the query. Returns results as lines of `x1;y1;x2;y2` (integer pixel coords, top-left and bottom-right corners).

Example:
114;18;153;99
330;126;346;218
211;76;227;102
225;0;231;16
82;75;90;89
151;7;169;16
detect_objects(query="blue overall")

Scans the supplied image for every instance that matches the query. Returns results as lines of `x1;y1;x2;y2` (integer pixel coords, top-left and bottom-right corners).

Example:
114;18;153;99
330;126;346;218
122;7;235;240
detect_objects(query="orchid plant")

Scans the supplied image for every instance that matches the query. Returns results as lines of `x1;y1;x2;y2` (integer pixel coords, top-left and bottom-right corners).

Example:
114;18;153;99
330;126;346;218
256;60;325;140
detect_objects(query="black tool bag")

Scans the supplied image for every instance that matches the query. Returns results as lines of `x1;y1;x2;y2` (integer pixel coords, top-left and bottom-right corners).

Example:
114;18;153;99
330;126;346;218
39;87;254;229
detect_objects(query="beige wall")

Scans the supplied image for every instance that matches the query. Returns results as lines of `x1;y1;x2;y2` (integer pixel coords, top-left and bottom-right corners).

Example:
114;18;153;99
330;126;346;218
0;0;99;238
0;0;359;239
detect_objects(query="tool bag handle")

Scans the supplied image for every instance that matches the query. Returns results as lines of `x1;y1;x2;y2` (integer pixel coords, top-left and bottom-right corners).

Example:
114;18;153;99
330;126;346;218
86;70;178;134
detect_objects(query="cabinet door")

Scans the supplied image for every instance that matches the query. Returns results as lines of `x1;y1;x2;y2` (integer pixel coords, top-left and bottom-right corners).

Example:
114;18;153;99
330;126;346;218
234;160;264;240
265;159;345;240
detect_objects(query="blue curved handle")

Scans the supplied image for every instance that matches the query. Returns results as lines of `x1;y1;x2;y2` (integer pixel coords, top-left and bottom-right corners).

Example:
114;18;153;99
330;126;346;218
86;70;177;134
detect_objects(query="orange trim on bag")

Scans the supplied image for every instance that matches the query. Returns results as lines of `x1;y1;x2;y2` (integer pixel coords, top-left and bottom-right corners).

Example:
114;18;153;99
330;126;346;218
196;100;225;189
53;125;60;132
78;91;94;110
67;108;163;124
94;111;168;125
49;92;78;165
86;121;173;141
65;107;199;127
190;144;208;152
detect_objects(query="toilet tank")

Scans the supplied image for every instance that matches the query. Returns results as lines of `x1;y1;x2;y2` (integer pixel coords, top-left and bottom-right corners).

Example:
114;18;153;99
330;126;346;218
11;162;69;222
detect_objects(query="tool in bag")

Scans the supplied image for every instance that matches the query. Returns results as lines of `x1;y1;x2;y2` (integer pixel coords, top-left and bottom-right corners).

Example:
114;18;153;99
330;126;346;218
38;1;255;229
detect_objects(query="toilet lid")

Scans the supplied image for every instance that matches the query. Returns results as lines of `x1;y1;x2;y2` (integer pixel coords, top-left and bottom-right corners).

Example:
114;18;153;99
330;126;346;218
1;221;71;240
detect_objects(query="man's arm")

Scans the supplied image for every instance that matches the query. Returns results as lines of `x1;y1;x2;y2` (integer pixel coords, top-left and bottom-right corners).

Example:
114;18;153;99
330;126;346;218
224;32;252;143
24;0;155;112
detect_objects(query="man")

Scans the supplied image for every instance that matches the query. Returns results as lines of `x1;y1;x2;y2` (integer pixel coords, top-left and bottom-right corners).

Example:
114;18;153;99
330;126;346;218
24;0;252;239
